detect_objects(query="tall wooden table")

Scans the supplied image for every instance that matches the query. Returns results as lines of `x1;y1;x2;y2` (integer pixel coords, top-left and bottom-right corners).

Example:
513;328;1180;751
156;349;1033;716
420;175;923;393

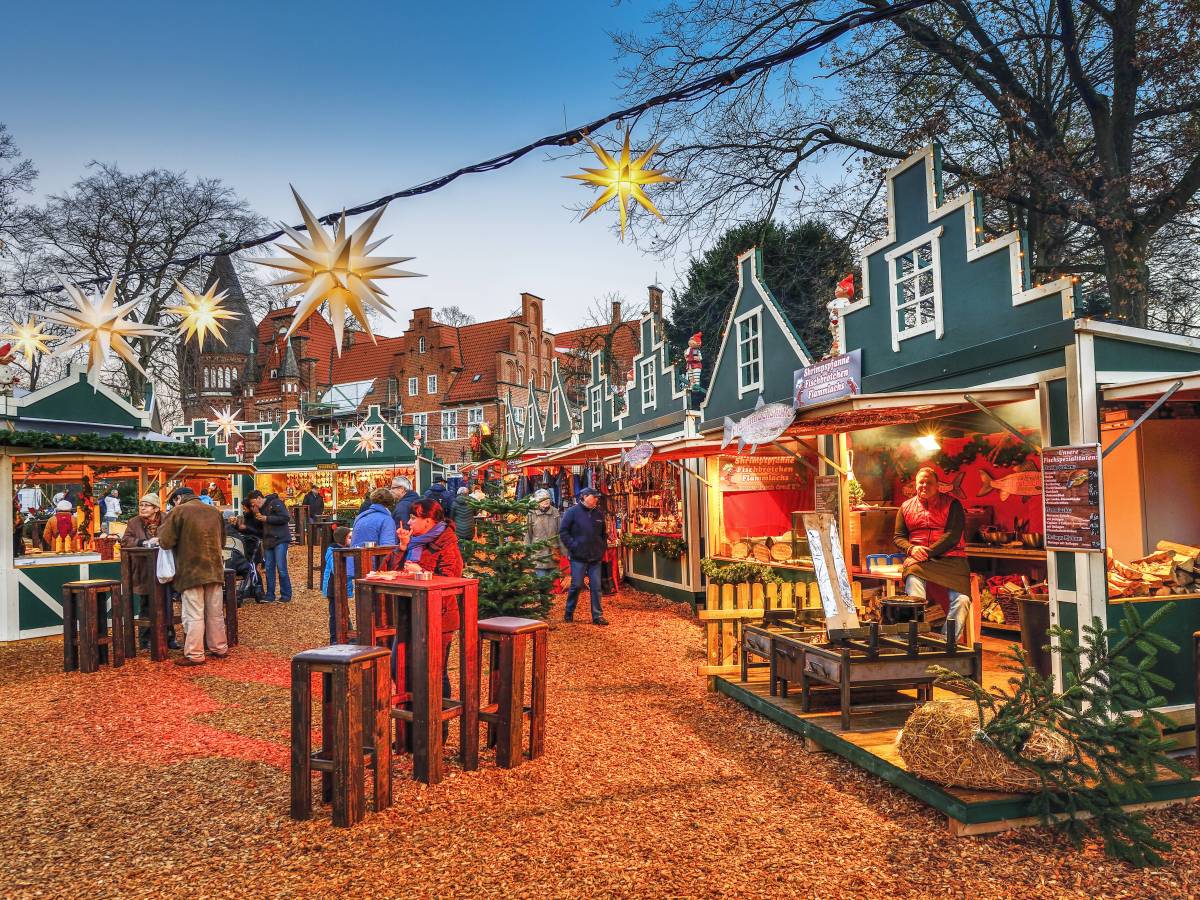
306;519;337;589
329;546;394;643
354;575;480;785
119;546;177;661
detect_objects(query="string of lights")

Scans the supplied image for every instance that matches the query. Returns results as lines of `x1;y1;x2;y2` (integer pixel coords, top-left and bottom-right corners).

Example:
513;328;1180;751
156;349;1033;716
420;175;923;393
0;0;932;300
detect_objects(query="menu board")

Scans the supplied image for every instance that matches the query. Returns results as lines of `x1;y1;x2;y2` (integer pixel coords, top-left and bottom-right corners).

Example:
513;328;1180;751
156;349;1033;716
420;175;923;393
1042;444;1105;552
813;474;841;523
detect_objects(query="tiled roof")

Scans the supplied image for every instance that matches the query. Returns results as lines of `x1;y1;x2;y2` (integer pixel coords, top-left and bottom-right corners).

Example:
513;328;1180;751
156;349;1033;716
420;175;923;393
254;307;339;380
329;333;406;384
443;317;519;403
554;321;641;376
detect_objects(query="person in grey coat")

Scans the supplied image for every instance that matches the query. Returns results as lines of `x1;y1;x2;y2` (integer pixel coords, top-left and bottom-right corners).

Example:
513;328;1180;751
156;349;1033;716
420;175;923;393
526;488;561;581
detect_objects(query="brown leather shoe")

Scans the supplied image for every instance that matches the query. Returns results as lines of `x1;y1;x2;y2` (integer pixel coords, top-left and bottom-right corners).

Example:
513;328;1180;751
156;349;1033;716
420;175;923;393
205;650;229;659
174;657;205;667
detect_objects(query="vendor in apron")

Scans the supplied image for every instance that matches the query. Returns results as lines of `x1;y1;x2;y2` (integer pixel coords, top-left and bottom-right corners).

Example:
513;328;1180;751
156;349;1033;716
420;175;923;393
893;466;971;641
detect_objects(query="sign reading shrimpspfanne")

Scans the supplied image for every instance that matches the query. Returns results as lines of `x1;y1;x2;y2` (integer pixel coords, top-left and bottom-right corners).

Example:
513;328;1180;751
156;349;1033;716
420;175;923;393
1042;444;1105;552
793;349;862;410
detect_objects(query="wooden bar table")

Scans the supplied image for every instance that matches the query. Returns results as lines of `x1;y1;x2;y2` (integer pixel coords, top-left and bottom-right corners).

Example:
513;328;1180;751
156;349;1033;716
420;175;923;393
329;546;394;643
306;519;337;590
354;575;479;785
119;546;174;661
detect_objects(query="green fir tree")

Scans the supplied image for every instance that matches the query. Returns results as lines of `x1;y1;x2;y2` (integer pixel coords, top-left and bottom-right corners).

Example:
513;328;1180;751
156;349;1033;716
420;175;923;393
463;482;556;619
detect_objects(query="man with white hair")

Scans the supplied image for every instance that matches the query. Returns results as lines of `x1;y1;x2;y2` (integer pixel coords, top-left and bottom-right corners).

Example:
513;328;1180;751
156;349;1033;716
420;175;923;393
526;488;561;582
390;475;420;528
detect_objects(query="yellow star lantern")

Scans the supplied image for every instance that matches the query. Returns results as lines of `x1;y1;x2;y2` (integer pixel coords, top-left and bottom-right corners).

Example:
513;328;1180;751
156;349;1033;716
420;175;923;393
2;318;52;361
41;276;161;386
566;132;678;239
210;405;244;440
253;189;423;352
168;280;236;351
352;425;382;457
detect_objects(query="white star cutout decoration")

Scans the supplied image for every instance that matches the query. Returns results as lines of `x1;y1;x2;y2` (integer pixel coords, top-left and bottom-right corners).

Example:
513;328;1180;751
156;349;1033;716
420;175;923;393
210;405;244;440
41;276;161;386
253;188;423;352
352;426;382;457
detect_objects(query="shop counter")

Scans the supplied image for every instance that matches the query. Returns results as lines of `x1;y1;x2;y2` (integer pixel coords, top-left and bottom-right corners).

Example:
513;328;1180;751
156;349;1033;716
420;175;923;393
15;552;103;568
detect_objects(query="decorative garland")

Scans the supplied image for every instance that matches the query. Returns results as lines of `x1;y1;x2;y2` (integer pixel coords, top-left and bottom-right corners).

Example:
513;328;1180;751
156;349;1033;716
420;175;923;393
621;533;687;557
0;429;213;458
701;557;783;586
935;434;1035;473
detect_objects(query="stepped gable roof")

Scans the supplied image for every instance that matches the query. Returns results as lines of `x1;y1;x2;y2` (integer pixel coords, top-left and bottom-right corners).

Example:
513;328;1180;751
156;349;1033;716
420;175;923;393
443;316;520;404
203;254;257;355
554;321;641;377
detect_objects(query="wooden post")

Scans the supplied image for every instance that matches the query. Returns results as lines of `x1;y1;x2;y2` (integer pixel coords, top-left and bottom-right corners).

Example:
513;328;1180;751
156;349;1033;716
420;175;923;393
289;661;313;821
62;585;77;672
410;585;444;785
705;584;720;690
529;627;547;760
330;662;365;828
719;584;735;673
460;582;480;772
372;654;392;812
496;634;526;768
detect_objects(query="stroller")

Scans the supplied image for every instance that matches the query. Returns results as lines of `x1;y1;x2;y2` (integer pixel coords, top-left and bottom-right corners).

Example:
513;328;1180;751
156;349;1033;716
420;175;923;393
224;528;264;604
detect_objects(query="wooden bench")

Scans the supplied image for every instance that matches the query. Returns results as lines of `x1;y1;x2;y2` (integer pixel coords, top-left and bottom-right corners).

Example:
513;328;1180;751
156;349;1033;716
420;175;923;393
63;579;125;673
290;644;392;828
478;616;548;768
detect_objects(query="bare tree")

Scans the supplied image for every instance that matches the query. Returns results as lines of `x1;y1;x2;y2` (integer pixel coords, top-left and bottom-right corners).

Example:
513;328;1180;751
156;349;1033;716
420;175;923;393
556;291;648;403
434;305;477;327
615;0;1200;329
16;163;265;407
0;124;36;242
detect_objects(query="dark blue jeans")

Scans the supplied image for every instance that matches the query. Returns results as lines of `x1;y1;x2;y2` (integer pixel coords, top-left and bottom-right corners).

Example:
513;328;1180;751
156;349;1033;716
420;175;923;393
565;559;603;621
264;542;292;600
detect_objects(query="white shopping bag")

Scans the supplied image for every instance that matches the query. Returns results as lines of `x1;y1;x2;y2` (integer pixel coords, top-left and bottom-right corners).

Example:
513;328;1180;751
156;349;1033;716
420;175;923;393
156;546;176;584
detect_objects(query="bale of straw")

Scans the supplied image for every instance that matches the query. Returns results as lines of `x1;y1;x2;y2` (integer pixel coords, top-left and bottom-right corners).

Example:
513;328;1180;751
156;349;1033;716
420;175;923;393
896;699;1070;793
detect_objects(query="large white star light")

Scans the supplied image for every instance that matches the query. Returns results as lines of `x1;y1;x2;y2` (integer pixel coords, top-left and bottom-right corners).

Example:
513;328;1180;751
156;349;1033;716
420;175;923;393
252;189;423;352
168;280;235;351
210;405;244;440
41;276;161;385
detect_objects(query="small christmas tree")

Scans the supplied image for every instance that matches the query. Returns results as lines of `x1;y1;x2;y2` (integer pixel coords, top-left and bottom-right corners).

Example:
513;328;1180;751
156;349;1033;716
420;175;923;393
463;482;555;619
932;602;1191;867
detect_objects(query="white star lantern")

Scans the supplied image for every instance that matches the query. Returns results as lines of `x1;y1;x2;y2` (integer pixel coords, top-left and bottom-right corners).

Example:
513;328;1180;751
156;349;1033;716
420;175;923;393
352;426;382;457
168;280;235;351
2;318;52;361
210;405;244;440
253;189;423;352
41;276;161;386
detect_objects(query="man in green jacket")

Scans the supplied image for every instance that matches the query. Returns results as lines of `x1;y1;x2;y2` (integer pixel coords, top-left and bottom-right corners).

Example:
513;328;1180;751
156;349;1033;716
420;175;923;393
526;489;562;581
158;486;228;666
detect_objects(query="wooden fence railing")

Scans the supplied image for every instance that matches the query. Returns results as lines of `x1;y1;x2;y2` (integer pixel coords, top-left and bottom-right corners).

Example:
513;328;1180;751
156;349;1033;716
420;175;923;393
696;579;862;690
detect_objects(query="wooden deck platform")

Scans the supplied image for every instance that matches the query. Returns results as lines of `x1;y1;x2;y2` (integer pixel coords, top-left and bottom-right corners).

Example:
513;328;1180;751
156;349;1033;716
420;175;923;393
715;669;1200;835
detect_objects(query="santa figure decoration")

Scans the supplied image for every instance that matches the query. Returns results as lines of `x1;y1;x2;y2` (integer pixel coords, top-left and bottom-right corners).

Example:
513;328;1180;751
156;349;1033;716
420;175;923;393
684;332;702;388
0;343;18;397
826;274;855;358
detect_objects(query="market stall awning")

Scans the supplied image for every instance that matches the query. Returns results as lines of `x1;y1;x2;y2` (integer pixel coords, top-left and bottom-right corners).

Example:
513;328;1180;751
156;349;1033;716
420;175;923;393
463;449;551;475
524;441;635;468
1;449;255;476
784;385;1038;435
598;435;725;463
1101;370;1200;403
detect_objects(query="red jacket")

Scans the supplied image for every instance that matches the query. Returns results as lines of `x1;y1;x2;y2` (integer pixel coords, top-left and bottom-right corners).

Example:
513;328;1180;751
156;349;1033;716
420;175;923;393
897;493;966;558
394;527;465;635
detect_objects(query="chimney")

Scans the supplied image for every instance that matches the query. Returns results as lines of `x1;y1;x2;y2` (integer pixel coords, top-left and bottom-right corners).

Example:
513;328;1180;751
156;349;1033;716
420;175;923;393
611;299;622;325
647;285;663;321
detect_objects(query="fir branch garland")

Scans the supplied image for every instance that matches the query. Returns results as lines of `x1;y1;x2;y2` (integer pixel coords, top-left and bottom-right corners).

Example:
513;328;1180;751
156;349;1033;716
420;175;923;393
0;429;212;458
620;533;687;557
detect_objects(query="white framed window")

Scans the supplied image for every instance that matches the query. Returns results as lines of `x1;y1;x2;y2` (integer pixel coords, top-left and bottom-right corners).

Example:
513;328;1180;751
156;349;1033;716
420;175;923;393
410;412;428;442
407;377;418;396
440;410;458;441
427;374;438;394
284;429;301;455
639;358;656;411
468;406;484;427
735;308;763;397
258;410;270;423
886;226;944;351
418;336;427;353
551;390;561;429
589;385;602;428
514;407;525;427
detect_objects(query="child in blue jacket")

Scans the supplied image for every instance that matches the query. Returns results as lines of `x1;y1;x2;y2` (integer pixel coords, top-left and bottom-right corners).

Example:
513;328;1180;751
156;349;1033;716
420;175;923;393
322;526;353;642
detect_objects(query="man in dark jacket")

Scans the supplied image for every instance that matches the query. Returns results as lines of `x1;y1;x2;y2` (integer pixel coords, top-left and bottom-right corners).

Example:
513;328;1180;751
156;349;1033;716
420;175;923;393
558;488;608;625
301;484;324;524
451;486;476;545
250;489;292;603
423;475;453;517
390;475;421;527
158;487;228;665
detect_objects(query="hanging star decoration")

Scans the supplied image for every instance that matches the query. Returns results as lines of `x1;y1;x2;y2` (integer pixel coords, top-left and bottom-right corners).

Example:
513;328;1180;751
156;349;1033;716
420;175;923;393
352;425;382;457
253;189;423;352
40;276;161;385
566;131;678;239
2;317;52;361
210;405;244;440
167;280;236;351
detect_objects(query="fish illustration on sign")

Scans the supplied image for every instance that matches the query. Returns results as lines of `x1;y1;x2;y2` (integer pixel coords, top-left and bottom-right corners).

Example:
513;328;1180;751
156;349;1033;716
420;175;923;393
621;441;655;469
1059;468;1090;489
901;470;966;500
977;469;1043;502
722;396;796;454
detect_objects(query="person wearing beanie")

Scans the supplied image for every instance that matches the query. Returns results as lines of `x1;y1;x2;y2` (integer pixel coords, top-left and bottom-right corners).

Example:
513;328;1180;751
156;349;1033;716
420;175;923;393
43;499;77;551
158;485;228;665
119;493;179;651
526;488;561;584
422;474;453;518
450;485;476;544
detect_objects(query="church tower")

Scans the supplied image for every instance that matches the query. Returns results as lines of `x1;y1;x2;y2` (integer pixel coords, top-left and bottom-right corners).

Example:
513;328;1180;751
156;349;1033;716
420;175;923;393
178;254;258;423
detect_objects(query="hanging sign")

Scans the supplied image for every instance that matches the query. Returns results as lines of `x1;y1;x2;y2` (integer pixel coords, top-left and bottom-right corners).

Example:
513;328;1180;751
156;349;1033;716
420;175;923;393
793;349;862;409
621;441;655;469
803;512;859;634
1042;444;1104;552
717;454;798;490
813;474;841;523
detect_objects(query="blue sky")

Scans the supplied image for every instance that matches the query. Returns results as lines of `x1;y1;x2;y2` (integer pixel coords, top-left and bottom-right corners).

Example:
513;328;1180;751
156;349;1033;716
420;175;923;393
1;1;686;333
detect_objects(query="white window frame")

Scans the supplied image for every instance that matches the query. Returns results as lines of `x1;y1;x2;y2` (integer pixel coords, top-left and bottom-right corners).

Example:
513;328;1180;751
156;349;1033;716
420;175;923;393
427;374;438;394
551;390;561;430
418;336;427;353
407;377;418;396
410;412;428;442
440;409;459;441
589;385;602;429
284;429;301;456
639;358;657;412
885;225;944;352
734;307;763;398
468;406;484;427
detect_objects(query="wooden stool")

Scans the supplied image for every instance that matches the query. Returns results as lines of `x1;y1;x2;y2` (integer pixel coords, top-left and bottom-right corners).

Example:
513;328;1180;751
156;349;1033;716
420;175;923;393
478;616;548;768
329;546;394;643
222;568;239;647
355;576;479;785
290;644;391;828
118;547;180;661
307;519;337;589
62;579;125;673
